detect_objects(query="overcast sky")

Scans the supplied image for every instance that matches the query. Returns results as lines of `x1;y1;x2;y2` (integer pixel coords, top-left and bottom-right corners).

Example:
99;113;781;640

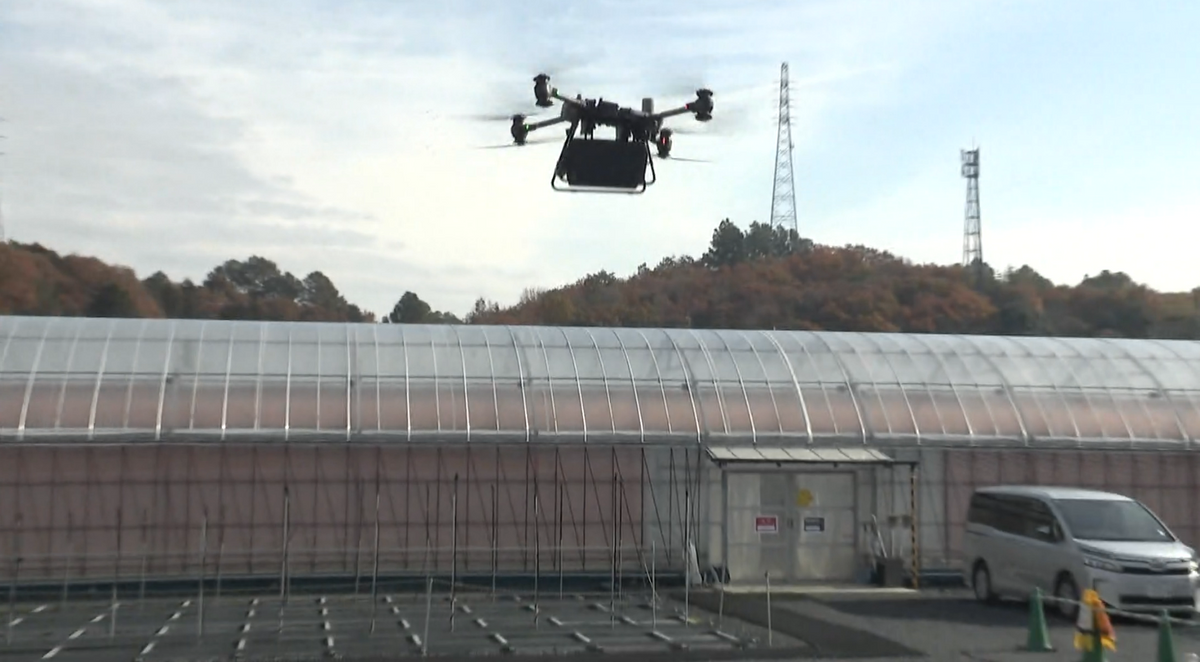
1;1;1197;317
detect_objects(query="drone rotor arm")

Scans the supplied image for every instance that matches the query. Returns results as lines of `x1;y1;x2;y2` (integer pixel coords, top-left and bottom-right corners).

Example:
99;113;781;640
550;89;584;107
525;115;568;131
649;105;693;122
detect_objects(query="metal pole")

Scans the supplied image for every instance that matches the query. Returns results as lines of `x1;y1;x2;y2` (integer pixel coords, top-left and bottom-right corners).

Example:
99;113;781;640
354;478;364;597
718;579;725;629
616;478;623;603
534;492;540;625
451;473;459;608
197;513;208;640
61;514;73;612
491;484;498;600
7;514;22;646
110;507;123;641
765;571;773;647
279;486;290;637
910;465;920;590
422;576;433;656
138;510;147;610
282;486;291;604
684;492;691;625
609;472;617;627
370;489;381;636
651;539;657;629
557;484;564;600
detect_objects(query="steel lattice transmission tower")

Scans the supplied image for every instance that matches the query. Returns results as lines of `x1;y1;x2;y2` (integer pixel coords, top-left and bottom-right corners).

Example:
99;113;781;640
769;62;797;234
961;147;983;285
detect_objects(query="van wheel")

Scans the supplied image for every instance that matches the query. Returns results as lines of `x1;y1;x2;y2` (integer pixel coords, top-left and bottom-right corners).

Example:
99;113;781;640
972;562;995;602
1054;574;1080;621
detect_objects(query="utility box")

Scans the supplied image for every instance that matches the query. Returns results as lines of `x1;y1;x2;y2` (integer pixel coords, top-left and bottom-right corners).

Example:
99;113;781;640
877;558;908;587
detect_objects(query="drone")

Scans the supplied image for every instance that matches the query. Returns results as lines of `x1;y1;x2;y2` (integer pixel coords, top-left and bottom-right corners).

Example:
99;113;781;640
497;74;715;193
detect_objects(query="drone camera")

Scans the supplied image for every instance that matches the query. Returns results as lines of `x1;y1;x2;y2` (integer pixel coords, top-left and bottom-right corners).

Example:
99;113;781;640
533;74;553;108
641;97;654;114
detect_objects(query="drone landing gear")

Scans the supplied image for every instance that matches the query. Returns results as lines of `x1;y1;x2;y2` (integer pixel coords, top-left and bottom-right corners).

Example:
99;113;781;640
550;128;656;194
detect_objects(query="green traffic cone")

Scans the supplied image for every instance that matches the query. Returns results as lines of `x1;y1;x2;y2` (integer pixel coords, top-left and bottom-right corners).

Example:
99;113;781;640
1026;588;1053;651
1081;625;1107;662
1158;610;1177;662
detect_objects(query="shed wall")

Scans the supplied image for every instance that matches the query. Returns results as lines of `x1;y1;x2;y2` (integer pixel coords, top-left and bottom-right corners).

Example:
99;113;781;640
0;444;701;584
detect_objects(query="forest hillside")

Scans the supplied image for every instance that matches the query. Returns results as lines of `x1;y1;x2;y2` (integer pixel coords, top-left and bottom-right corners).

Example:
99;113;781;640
2;219;1197;339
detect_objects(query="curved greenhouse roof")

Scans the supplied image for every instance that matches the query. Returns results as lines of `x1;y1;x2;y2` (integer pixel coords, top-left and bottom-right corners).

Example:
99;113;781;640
2;315;1200;449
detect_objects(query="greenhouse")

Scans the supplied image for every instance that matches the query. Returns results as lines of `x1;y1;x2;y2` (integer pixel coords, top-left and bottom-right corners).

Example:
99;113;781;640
2;315;1200;588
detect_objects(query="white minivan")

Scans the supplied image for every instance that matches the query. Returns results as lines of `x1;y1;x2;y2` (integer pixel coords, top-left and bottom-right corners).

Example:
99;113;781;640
963;485;1199;618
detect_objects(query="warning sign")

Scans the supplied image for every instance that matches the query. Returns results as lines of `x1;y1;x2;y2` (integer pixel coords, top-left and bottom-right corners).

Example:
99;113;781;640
755;515;779;534
796;489;814;507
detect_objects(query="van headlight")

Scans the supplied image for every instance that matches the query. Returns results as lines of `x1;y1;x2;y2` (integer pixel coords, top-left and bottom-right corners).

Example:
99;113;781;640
1084;556;1122;573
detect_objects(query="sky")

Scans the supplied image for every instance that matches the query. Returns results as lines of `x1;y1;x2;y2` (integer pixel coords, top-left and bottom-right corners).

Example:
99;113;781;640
1;0;1198;318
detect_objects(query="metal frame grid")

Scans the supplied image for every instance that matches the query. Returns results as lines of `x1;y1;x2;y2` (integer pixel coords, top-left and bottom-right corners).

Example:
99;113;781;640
4;315;1200;449
0;443;708;585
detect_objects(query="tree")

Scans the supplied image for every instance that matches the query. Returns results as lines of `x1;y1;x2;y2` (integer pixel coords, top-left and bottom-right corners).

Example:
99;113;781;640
702;218;746;267
387;291;433;324
87;282;138;318
300;271;345;309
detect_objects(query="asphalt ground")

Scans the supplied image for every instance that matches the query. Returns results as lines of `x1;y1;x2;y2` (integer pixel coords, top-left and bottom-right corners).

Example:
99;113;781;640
7;586;1200;661
689;585;1200;661
0;589;802;662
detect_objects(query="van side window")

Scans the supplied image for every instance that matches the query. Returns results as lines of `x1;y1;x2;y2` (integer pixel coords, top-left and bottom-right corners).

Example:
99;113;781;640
1022;499;1062;543
967;493;999;528
967;492;1061;542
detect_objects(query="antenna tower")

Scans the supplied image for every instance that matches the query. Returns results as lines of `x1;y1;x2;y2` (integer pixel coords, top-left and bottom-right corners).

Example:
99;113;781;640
961;147;982;285
769;62;797;234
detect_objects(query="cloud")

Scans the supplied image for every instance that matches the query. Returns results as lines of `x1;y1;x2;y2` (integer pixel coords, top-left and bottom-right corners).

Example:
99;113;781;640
9;0;1150;320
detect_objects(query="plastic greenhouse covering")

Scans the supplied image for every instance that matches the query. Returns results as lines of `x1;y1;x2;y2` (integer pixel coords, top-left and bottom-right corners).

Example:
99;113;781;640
3;315;1200;448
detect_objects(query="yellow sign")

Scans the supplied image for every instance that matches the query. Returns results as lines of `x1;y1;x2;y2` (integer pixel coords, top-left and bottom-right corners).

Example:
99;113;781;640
796;488;814;507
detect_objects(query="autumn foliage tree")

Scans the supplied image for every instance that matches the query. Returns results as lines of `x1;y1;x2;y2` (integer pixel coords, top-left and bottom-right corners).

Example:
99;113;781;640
2;218;1197;340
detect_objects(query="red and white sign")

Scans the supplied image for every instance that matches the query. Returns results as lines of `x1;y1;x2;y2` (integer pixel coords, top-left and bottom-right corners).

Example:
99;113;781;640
755;515;779;534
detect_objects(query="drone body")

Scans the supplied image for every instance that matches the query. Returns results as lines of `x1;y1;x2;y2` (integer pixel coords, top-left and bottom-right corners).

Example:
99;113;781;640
505;74;714;193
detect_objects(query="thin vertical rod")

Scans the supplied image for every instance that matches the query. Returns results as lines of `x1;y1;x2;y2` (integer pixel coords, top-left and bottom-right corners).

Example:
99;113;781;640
534;492;541;628
422;576;433;656
491;484;498;600
451;473;459;606
369;489;381;635
765;571;773;647
110;507;123;640
138;510;147;609
910;465;920;590
197;514;208;640
609;470;617;626
215;536;225;607
354;475;364;596
684;490;691;625
557;484;564;600
279;486;290;637
61;514;73;612
6;514;22;645
651;539;657;629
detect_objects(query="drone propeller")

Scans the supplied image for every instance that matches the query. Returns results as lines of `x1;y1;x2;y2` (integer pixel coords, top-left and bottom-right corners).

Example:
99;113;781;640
464;111;544;123
475;134;559;150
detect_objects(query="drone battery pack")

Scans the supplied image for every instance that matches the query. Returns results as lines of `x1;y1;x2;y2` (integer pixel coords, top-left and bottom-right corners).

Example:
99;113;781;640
560;139;648;190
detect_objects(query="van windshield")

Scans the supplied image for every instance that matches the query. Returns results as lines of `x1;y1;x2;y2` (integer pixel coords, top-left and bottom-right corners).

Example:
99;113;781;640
1056;498;1174;542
